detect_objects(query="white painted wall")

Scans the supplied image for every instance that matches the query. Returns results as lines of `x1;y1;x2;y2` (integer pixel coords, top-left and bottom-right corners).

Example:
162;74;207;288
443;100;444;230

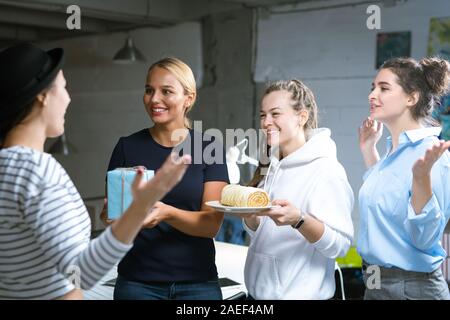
42;22;202;202
254;0;450;236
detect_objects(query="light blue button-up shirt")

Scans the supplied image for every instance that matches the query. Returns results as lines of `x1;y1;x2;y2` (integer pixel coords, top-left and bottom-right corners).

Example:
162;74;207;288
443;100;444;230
357;127;450;272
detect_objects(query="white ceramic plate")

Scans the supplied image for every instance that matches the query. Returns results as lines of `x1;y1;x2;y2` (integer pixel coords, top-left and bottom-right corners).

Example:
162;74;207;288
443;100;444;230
205;200;277;214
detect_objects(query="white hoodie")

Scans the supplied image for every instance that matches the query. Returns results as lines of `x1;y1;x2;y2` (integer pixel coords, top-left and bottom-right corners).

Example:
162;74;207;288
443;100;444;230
243;128;354;300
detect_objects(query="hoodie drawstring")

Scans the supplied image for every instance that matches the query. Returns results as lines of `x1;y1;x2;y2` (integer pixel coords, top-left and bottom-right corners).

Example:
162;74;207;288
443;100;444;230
263;161;272;193
264;161;281;199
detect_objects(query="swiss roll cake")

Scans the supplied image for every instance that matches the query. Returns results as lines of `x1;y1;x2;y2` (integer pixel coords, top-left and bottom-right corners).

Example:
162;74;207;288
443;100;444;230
220;184;270;207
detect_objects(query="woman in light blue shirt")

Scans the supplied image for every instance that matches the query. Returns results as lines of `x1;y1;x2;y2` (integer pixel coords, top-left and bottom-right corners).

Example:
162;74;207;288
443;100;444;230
358;57;450;300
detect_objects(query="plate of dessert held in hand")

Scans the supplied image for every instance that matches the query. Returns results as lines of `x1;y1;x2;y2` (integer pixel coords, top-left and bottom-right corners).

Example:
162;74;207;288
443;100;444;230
205;184;277;214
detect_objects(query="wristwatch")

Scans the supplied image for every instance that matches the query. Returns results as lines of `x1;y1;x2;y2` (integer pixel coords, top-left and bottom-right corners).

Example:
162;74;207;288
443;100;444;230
291;211;305;229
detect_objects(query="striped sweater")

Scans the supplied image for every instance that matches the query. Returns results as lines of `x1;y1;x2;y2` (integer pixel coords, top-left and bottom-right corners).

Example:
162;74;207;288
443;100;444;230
0;146;132;299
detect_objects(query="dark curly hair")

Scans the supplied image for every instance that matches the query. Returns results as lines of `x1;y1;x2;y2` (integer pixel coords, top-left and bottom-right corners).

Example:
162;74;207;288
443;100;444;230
381;57;450;122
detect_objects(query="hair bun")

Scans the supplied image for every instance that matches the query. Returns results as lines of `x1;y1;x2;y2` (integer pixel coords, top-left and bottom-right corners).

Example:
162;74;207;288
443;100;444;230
419;57;450;96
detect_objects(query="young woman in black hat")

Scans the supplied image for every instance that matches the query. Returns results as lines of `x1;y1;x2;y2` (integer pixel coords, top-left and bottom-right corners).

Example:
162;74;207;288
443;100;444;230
0;43;191;299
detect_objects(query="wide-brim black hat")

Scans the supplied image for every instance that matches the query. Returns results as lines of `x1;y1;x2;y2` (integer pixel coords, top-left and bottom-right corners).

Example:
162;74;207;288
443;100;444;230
0;42;64;118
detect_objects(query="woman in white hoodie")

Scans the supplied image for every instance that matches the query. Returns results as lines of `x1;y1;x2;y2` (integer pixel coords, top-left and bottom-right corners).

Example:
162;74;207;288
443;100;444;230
242;79;354;300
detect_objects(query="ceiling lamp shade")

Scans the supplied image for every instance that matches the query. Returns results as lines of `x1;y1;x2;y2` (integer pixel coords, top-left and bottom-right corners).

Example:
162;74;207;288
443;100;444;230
113;36;146;64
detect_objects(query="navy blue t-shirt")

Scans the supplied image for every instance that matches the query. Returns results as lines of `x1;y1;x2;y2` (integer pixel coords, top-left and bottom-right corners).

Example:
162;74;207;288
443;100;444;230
107;128;229;283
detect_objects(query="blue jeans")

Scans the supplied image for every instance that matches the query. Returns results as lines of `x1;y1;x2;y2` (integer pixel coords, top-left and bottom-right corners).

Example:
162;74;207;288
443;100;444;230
113;275;223;300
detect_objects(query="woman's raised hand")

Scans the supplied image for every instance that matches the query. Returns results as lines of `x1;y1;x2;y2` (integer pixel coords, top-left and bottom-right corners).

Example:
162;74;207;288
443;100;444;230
358;117;383;151
413;140;450;179
358;117;382;168
132;153;191;212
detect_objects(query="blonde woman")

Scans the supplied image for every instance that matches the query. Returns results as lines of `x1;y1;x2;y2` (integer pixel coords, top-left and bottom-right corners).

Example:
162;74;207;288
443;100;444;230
103;58;229;300
243;80;354;299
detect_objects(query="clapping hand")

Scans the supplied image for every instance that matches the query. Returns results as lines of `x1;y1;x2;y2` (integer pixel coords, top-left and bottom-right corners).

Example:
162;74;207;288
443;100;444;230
413;140;450;179
142;201;171;228
358;117;383;151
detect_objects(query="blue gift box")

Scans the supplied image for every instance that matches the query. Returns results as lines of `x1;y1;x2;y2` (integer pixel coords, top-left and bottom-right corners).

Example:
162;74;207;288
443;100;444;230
107;168;154;219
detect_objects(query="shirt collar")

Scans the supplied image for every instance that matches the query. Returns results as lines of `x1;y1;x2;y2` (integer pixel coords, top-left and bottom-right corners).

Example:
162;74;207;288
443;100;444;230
403;127;441;143
386;127;442;152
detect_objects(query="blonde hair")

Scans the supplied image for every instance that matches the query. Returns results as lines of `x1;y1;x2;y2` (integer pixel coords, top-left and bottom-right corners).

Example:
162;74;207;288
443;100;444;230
248;79;319;187
148;57;197;128
264;79;318;131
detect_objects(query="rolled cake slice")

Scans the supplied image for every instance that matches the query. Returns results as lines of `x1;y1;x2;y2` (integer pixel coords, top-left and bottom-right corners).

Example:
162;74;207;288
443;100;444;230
220;185;270;207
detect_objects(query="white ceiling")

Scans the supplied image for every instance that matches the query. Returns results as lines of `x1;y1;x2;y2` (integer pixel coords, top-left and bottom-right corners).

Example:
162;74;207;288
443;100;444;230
0;0;317;46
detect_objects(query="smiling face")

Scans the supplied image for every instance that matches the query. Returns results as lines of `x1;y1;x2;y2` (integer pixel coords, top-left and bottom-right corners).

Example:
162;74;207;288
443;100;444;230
41;70;71;138
369;68;416;125
260;90;305;149
143;66;193;128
